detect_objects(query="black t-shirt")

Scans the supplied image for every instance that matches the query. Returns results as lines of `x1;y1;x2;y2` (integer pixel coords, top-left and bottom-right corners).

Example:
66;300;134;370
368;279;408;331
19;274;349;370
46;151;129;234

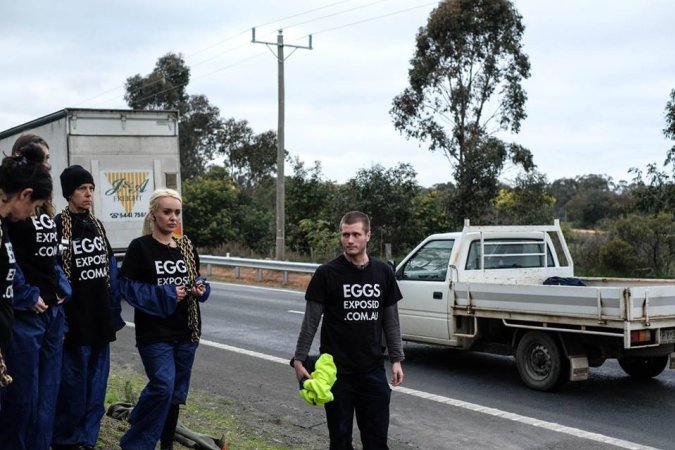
6;212;60;305
0;221;15;352
306;254;402;374
120;234;200;346
55;212;115;346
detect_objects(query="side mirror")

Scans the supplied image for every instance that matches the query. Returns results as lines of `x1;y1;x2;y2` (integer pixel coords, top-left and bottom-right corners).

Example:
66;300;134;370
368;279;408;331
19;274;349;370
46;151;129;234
392;261;406;280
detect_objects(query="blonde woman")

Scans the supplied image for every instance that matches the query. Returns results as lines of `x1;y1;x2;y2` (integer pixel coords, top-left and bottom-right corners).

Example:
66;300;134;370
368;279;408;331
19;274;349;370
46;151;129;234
119;188;210;450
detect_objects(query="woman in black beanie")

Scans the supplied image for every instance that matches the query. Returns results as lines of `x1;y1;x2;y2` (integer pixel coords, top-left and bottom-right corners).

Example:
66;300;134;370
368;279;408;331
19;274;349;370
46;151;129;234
51;165;124;450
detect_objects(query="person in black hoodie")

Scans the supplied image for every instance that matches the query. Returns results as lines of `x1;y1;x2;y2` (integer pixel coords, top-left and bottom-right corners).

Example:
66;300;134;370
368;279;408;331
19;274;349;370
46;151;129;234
52;165;124;450
0;134;72;450
119;188;210;450
0;146;54;411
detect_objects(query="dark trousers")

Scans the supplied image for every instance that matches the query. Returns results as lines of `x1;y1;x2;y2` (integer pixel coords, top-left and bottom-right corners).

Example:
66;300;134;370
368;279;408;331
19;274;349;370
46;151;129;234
325;365;391;450
53;343;111;447
120;339;198;450
0;307;65;450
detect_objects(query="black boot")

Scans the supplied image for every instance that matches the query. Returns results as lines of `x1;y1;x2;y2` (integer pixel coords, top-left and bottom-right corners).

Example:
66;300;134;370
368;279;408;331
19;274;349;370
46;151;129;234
160;403;180;450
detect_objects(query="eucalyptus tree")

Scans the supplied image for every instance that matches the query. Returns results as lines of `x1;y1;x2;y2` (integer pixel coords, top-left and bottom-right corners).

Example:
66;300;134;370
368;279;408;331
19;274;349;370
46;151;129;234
391;0;534;226
124;52;222;179
629;89;675;215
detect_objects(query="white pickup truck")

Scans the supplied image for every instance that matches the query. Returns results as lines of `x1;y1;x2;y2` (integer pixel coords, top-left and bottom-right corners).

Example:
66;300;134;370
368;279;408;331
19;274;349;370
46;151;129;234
395;220;675;391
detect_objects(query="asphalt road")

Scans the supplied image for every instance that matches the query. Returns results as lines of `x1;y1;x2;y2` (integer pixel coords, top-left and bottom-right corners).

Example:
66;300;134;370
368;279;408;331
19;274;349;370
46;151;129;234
114;282;675;450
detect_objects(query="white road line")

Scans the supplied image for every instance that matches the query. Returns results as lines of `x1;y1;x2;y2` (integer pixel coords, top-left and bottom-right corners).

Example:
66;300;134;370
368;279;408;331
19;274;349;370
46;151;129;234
125;322;288;365
200;337;289;365
288;310;304;315
392;386;658;450
123;322;658;450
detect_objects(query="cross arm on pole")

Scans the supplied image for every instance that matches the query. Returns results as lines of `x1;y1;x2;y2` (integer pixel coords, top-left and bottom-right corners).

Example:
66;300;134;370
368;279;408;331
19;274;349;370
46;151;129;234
251;28;313;50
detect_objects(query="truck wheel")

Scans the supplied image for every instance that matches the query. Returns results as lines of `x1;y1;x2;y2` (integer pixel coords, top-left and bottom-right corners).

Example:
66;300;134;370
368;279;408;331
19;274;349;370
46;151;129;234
618;356;668;379
515;331;568;392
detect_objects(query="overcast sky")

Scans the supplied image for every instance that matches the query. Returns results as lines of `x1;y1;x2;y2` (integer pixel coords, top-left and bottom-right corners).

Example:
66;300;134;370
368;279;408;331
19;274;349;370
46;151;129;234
1;0;673;187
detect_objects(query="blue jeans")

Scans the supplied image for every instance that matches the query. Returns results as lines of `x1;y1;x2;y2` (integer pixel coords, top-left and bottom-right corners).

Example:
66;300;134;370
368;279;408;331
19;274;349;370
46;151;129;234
120;339;198;450
325;365;392;450
0;306;65;450
53;343;111;447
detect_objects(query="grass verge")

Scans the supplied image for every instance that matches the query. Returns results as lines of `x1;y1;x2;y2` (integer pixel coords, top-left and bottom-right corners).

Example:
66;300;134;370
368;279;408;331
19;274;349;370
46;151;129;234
99;365;297;450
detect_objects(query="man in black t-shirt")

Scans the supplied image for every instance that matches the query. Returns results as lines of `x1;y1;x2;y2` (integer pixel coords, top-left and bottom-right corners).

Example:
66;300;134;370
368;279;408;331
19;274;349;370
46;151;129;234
293;211;404;450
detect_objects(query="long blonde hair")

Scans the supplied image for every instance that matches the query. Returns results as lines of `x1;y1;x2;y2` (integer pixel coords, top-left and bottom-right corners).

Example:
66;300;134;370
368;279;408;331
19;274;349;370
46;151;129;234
142;188;182;235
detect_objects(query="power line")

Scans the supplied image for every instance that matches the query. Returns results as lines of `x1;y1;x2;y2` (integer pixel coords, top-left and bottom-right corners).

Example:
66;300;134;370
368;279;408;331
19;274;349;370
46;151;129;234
76;2;354;107
255;0;355;29
87;50;269;108
76;30;251;107
308;1;437;36
282;0;394;30
80;1;437;108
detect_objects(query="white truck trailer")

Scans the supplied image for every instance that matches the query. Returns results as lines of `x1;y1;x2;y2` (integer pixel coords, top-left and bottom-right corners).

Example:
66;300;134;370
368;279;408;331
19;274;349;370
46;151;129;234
0;108;181;251
395;220;675;391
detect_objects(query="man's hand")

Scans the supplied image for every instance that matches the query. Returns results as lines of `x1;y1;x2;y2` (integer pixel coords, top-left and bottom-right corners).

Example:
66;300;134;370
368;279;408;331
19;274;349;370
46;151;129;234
390;361;404;386
293;359;311;382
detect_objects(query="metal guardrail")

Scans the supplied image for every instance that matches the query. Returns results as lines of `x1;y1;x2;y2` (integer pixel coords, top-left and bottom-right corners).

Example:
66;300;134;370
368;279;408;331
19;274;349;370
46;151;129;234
200;255;319;285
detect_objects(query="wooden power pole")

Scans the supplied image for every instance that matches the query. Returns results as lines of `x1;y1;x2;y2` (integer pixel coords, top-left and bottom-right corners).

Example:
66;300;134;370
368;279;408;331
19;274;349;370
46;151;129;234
252;28;312;260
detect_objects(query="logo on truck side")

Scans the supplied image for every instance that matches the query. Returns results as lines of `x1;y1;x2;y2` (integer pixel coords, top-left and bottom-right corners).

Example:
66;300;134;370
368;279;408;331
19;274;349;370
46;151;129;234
101;170;154;220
